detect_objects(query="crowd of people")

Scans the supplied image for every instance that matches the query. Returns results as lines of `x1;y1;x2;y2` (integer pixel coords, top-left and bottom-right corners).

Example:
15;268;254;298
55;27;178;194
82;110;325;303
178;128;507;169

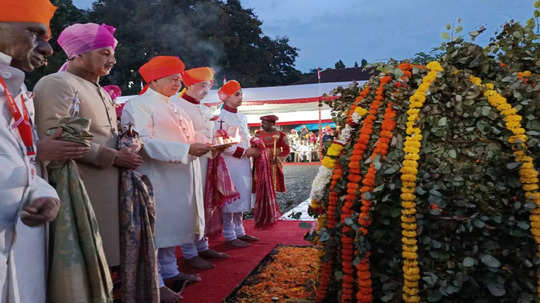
0;1;291;302
285;126;334;162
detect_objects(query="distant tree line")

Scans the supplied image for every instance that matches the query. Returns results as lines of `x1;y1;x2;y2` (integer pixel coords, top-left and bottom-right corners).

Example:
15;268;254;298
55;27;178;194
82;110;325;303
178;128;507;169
27;0;302;94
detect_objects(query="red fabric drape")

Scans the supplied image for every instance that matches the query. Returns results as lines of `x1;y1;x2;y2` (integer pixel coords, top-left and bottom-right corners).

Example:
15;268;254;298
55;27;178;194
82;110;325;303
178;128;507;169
204;154;240;238
250;137;281;228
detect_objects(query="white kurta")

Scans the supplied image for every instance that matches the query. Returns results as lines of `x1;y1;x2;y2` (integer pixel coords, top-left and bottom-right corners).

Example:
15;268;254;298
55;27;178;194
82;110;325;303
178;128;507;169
0;52;58;303
121;88;204;248
217;109;254;213
176;96;215;185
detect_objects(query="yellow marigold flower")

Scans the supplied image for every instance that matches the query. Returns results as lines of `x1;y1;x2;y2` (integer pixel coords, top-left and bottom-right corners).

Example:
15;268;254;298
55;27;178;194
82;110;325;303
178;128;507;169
401;224;417;233
403;284;420;293
403;266;420;275
326;143;344;156
405;295;421;303
401;187;415;193
401;174;417;182
402;208;417;215
509;135;528;143
501;108;517;116
402;239;418;247
485;83;494;89
404;154;420;161
523;184;539;191
354;106;368;116
402;230;417;238
401;193;417;201
410;94;426;105
402;251;418;260
402;201;416;209
403;279;419;288
321;157;336;169
426;61;443;71
401;167;418;176
403;146;420;154
403;160;419;168
402;181;417;188
521;177;539;184
402;223;418;231
521;70;532;77
469;75;482;86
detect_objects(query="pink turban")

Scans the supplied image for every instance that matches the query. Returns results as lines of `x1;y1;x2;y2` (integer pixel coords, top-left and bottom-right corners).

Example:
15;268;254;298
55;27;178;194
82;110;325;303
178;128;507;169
57;23;117;70
103;84;122;101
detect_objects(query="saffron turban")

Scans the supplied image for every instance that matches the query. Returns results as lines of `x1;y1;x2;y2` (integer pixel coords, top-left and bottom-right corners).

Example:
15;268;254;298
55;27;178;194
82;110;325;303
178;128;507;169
218;80;241;101
260;115;279;122
58;23;118;60
182;67;215;87
138;56;185;94
0;0;57;30
103;85;122;101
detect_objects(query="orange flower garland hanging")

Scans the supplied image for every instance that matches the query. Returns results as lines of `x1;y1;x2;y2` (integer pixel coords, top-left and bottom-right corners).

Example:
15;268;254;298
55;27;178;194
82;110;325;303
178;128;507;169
340;75;391;302
356;101;397;303
315;163;342;303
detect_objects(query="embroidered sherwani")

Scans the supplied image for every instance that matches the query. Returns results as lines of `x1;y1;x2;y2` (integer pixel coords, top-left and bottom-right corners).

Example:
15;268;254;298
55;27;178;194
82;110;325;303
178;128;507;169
34;71;121;265
0;52;58;303
217;107;253;213
121;88;204;247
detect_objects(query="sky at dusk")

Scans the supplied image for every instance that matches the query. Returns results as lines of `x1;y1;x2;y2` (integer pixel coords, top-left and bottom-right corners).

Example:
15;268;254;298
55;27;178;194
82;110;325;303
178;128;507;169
73;0;534;72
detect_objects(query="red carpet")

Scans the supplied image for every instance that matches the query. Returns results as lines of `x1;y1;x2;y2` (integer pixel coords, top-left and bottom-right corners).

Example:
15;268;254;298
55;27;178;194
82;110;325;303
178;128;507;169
176;219;311;303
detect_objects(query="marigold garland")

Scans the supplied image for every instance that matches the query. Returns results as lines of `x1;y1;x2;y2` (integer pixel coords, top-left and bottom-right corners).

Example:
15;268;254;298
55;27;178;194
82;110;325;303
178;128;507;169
315;163;342;302
400;61;443;303
355;101;397;303
347;86;371;125
470;74;540;298
338;76;391;303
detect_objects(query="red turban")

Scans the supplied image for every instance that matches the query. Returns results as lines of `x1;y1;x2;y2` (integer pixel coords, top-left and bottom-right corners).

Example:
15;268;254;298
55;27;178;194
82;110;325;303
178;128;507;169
260;115;279;122
182;67;215;87
218;80;241;101
0;0;57;31
138;56;185;94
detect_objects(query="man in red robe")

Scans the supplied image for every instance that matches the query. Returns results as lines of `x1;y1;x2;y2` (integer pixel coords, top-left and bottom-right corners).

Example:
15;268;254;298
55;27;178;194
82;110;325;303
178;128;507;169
254;115;290;192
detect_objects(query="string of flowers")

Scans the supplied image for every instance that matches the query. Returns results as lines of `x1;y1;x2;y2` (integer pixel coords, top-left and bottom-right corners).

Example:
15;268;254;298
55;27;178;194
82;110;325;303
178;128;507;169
340;75;391;302
315;163;342;303
356;101;397;303
347;86;371;126
400;61;443;303
470;74;540;298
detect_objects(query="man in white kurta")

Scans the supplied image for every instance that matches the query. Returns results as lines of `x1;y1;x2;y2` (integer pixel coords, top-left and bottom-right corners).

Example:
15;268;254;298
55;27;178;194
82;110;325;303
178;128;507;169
120;56;211;302
177;67;229;269
216;80;261;247
0;3;62;302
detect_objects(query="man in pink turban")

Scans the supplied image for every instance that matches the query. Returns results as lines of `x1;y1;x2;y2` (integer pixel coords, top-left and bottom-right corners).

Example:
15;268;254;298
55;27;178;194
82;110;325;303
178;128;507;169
33;22;143;276
57;23;118;71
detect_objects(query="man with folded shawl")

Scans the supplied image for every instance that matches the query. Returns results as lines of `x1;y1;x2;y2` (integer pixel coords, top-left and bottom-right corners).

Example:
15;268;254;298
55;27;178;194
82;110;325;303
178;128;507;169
215;81;262;247
121;56;212;303
178;67;230;269
32;23;144;301
0;1;62;302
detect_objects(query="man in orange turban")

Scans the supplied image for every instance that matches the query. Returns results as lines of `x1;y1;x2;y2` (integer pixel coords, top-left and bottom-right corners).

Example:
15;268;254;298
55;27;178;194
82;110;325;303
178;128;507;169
215;80;261;247
178;66;232;269
0;1;63;303
122;56;212;302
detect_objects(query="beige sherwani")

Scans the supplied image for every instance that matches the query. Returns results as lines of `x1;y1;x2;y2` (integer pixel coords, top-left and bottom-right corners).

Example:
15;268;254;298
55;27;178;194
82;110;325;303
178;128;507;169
122;89;204;247
0;52;59;303
33;71;121;266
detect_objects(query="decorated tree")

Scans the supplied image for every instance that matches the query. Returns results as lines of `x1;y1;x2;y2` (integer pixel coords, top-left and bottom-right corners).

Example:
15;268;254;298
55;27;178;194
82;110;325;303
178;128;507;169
308;3;539;303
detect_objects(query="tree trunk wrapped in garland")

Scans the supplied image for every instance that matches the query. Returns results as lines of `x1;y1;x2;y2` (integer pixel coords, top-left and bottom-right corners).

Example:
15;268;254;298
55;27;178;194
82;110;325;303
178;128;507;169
309;10;539;303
